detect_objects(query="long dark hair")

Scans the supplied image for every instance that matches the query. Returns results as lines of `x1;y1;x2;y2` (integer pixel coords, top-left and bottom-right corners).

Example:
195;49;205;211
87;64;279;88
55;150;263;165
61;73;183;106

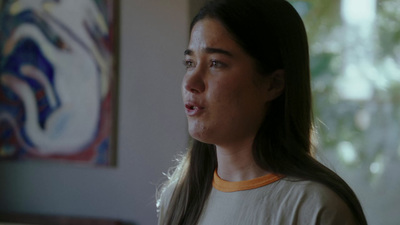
159;0;367;224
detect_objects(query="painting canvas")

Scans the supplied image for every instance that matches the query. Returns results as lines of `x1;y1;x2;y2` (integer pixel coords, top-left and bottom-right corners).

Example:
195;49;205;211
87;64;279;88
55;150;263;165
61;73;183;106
0;0;119;166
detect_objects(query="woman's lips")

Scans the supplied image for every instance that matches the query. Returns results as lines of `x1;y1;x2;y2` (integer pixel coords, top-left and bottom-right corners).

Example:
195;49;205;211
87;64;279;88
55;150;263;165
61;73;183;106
185;103;205;116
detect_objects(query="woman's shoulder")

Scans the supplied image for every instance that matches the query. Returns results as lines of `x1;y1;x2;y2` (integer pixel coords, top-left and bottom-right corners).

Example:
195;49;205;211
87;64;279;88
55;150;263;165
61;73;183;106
273;177;346;206
269;177;358;224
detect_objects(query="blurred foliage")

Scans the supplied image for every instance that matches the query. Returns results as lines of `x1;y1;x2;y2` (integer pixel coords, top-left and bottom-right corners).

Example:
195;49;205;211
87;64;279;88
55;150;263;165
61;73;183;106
376;0;400;59
291;0;342;46
290;0;400;180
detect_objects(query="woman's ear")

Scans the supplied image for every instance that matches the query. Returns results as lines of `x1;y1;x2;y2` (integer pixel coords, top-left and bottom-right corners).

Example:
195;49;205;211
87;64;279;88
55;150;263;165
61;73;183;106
263;69;285;102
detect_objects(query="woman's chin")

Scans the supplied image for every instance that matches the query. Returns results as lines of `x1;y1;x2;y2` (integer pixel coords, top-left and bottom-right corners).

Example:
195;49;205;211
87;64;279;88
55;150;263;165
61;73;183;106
188;130;212;144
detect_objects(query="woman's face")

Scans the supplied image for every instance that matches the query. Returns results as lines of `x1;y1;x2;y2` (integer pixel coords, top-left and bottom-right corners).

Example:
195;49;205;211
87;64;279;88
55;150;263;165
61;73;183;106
182;18;272;148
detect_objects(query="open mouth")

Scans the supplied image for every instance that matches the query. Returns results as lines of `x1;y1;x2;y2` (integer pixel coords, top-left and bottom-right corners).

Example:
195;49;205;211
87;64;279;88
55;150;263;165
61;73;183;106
186;104;198;110
185;103;204;115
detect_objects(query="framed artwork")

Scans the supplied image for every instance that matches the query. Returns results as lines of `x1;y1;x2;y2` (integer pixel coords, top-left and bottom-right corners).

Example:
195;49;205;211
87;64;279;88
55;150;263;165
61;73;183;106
0;0;119;166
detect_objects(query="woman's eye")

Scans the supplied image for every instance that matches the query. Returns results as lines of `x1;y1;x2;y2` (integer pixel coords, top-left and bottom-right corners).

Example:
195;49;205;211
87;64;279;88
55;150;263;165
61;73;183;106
183;60;195;69
210;60;226;68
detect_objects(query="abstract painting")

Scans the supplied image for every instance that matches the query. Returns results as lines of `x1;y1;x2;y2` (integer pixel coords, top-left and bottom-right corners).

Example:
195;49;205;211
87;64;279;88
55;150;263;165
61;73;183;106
0;0;119;166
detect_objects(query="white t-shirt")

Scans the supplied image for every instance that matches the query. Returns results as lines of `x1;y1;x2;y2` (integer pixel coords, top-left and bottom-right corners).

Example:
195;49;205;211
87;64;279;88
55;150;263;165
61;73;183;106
158;171;358;225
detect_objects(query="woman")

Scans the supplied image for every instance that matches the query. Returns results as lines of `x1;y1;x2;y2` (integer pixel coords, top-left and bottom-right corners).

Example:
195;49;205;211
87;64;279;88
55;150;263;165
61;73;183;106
158;0;367;224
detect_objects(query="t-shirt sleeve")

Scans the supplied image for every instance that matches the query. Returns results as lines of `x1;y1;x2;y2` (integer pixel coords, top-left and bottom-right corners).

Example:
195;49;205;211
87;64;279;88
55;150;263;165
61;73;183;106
290;181;359;225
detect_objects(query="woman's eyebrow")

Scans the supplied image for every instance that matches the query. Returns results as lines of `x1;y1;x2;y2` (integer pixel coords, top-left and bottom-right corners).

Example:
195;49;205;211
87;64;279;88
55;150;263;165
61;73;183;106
184;47;233;57
204;47;233;56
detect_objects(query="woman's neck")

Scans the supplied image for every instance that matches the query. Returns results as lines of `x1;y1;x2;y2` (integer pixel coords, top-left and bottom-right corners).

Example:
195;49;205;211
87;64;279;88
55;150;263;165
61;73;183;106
215;143;269;182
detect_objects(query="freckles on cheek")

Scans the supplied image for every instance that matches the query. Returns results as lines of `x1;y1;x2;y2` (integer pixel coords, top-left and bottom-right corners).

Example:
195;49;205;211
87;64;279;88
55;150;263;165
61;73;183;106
211;81;239;103
225;89;244;110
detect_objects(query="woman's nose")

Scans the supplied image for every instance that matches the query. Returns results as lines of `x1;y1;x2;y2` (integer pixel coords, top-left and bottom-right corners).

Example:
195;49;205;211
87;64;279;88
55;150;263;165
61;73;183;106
183;67;206;93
